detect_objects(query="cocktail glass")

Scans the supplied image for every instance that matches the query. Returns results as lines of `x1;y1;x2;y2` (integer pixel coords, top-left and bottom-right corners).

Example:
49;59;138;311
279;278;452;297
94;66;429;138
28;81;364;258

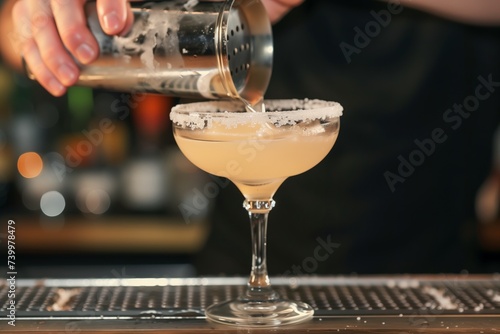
170;99;342;327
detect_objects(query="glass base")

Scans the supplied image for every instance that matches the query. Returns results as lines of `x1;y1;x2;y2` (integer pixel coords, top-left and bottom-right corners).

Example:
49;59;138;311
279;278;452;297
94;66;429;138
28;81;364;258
205;299;314;327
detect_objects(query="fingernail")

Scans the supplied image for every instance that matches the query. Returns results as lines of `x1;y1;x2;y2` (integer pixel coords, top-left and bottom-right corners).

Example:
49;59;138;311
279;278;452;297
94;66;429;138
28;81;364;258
76;43;97;64
48;79;65;96
103;12;120;33
57;64;77;85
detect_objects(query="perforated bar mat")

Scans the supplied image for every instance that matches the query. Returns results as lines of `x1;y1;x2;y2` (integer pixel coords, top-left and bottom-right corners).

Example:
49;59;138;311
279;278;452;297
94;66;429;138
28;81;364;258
2;276;500;320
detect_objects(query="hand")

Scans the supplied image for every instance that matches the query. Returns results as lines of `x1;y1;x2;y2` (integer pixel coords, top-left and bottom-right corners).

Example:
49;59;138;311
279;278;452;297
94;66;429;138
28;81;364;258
261;0;304;23
12;0;133;96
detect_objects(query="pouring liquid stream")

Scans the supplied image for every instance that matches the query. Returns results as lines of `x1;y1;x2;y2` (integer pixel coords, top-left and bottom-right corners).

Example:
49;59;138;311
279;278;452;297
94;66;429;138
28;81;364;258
240;98;266;113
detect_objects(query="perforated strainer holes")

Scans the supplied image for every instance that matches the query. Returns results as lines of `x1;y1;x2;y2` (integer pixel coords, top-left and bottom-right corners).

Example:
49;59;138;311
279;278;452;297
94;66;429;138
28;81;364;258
228;27;249;77
226;10;251;90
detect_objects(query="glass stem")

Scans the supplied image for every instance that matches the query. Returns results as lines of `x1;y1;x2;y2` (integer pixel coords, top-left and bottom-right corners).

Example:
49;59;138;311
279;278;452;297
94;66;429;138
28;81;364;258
243;199;278;301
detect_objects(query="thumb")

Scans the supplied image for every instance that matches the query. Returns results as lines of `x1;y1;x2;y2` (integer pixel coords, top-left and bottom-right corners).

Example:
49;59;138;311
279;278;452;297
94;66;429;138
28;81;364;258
96;0;133;35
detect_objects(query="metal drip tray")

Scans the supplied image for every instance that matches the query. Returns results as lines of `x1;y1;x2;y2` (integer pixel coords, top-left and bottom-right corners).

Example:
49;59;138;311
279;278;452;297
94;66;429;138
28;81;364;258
2;276;500;332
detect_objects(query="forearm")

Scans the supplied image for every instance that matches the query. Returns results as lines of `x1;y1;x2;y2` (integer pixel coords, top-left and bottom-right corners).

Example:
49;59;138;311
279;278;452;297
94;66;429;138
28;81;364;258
261;0;304;23
389;0;500;26
264;0;500;25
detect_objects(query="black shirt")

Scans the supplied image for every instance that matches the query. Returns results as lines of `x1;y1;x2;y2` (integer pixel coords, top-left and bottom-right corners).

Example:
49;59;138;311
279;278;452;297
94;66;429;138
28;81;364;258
195;0;500;275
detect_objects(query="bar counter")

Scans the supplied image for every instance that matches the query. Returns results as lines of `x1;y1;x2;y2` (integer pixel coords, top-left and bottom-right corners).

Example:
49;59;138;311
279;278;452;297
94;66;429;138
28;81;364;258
1;276;500;333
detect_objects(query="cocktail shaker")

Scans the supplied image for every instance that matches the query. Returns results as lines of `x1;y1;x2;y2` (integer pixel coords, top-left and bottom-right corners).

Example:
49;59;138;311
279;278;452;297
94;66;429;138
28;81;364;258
29;0;273;105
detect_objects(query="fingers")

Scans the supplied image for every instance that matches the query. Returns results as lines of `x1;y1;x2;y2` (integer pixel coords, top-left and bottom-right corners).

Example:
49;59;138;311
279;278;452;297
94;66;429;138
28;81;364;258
122;4;135;36
27;0;80;90
51;0;99;65
96;0;133;36
13;0;75;96
22;38;67;96
13;0;133;96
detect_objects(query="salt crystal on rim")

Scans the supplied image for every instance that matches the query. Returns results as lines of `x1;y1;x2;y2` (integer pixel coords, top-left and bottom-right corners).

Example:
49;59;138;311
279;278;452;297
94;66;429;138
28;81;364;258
170;99;343;130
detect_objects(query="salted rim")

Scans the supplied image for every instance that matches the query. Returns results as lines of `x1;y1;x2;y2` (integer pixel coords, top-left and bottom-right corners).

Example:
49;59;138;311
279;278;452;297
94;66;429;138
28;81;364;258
170;99;343;129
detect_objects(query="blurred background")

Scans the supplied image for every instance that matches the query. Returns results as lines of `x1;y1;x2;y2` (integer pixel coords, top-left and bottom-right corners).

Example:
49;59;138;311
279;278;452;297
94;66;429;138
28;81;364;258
0;0;213;278
1;0;500;279
0;74;214;278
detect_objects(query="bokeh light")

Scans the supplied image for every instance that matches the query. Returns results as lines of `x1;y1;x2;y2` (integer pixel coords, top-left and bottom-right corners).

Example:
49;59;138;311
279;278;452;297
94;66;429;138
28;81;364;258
77;189;111;215
40;191;66;217
17;152;43;178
